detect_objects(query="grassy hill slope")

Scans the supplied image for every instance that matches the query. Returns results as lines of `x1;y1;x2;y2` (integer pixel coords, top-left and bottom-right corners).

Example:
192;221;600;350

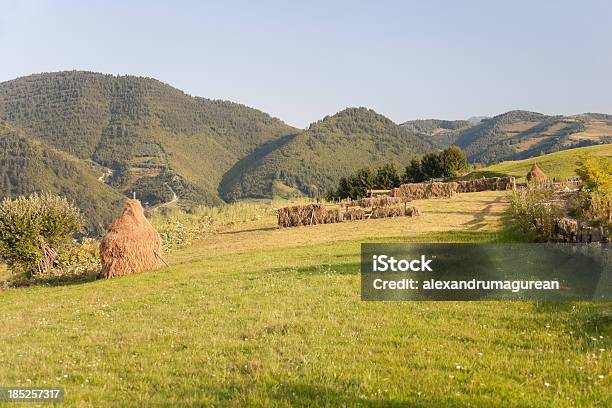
0;71;297;207
0;122;125;234
465;143;612;181
220;108;433;201
1;192;609;406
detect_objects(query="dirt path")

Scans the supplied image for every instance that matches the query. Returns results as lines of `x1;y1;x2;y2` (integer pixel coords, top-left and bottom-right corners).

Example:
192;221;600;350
158;184;178;208
97;168;113;183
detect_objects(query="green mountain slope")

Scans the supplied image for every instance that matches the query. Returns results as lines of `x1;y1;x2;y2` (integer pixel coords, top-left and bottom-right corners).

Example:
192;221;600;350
0;122;125;234
401;119;472;149
446;111;612;164
220;108;433;201
0;71;297;207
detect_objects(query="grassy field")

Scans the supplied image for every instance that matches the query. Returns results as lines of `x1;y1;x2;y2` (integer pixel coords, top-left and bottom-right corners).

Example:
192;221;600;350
466;144;612;181
0;192;610;407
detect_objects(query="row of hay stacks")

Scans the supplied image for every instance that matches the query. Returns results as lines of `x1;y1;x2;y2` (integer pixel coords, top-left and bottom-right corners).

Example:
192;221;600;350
277;203;420;228
372;206;420;218
392;182;457;200
455;176;516;193
392;176;516;200
356;196;411;208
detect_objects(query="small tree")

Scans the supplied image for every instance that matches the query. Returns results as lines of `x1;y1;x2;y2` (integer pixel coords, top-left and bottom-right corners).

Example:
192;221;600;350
0;193;83;277
575;156;612;225
403;158;425;183
576;156;612;195
375;163;400;189
440;146;468;177
420;153;444;180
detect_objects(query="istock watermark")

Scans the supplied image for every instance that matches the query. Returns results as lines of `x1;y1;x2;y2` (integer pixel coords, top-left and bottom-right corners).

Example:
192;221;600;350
361;243;611;301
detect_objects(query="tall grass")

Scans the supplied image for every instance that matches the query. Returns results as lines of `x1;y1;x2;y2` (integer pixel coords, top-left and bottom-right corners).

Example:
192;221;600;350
509;185;559;241
149;202;276;249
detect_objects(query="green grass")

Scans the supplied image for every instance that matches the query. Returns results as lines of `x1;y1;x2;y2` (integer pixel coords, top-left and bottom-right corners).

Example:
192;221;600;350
0;192;610;406
466;144;612;181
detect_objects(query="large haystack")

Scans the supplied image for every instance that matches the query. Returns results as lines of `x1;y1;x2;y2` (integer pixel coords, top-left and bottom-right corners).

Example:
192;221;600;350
527;164;547;182
99;200;164;279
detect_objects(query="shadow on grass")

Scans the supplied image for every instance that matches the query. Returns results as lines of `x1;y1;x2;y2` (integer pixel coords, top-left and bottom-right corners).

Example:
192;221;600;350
2;269;99;289
463;195;507;231
219;226;277;235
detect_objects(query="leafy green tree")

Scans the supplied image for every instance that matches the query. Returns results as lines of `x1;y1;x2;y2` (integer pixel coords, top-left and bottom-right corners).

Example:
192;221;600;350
349;167;375;199
403;159;425;183
440;146;468;177
420;153;443;180
375;163;400;189
576;156;612;195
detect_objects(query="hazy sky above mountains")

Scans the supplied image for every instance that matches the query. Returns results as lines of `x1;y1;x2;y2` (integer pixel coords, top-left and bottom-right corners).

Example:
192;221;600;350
1;0;611;128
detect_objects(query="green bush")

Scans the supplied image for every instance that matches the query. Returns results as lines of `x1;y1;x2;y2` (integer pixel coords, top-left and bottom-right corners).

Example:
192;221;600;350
0;193;83;276
509;185;559;241
575;156;611;227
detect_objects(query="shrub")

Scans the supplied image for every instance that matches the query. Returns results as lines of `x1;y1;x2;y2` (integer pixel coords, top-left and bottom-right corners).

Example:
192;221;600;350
0;193;83;276
574;156;612;227
56;238;100;274
509;185;559;241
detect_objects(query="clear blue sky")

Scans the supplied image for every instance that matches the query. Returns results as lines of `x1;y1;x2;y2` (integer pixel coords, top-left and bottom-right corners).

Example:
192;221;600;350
1;0;611;128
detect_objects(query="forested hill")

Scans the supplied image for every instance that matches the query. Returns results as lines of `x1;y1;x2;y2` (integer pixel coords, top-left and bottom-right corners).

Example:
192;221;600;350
410;110;612;164
0;122;125;235
1;71;611;231
0;71;297;208
219;107;433;201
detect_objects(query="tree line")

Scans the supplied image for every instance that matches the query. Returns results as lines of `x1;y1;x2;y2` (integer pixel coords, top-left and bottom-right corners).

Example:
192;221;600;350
325;146;468;200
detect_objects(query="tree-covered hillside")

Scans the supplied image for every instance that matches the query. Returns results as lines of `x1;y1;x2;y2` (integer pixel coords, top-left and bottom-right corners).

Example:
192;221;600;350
0;71;297;207
220;108;433;201
447;111;612;164
1;71;611;230
401;119;472;149
0;122;125;235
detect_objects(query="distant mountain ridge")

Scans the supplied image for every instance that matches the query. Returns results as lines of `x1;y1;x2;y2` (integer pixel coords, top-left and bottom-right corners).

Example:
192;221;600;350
407;110;612;164
220;107;432;201
1;71;611;231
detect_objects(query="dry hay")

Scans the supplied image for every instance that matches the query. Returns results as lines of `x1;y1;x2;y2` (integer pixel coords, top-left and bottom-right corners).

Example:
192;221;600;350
455;176;516;193
277;204;339;227
371;206;420;218
99;200;164;279
393;177;516;200
356;196;410;207
342;207;366;221
277;203;421;227
392;182;458;200
527;164;547;182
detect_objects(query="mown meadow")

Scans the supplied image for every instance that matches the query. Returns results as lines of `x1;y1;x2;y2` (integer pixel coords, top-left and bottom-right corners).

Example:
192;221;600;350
0;191;610;407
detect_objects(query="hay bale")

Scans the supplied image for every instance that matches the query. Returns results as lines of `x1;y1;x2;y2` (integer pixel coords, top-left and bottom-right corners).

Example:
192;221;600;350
342;208;366;221
395;177;516;197
527;164;547;182
99;200;164;279
393;182;457;200
356;196;410;207
277;204;334;227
